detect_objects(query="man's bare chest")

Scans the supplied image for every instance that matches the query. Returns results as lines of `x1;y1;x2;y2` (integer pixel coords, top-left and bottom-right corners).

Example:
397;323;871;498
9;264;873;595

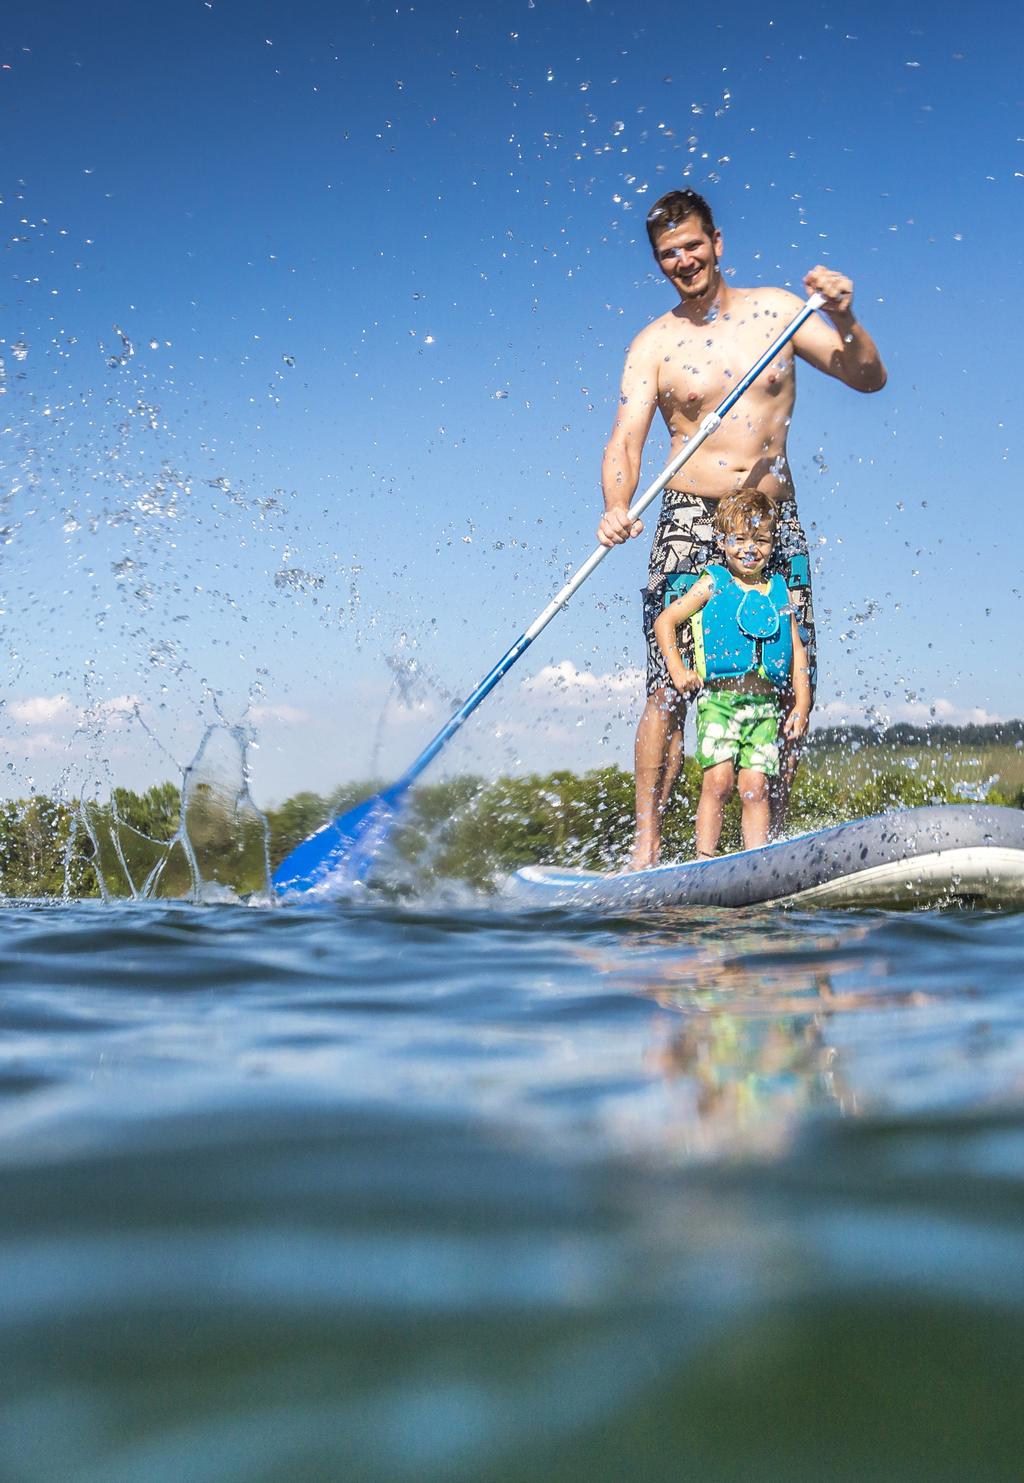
652;317;794;419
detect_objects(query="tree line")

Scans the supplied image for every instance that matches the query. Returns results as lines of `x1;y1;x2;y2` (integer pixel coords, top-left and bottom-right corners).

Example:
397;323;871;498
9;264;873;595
1;751;1020;900
808;719;1024;750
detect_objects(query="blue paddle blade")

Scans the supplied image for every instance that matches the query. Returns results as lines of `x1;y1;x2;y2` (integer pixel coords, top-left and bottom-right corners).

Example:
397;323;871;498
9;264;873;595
272;782;408;896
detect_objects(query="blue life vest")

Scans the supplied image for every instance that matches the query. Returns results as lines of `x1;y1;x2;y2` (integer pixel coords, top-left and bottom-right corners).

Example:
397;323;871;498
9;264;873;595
689;563;793;688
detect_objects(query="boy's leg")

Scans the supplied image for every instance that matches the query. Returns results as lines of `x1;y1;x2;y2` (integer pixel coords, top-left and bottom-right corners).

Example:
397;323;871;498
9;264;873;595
737;768;771;849
695;762;734;858
633;688;686;869
735;698;780;849
693;690;742;858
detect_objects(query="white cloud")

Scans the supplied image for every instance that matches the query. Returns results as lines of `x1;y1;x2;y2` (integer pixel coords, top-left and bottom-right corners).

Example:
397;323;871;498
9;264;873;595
465;659;645;755
5;693;143;731
519;660;643;710
0;730;70;758
7;694;75;726
248;703;310;725
92;695;140;728
350;681;451;732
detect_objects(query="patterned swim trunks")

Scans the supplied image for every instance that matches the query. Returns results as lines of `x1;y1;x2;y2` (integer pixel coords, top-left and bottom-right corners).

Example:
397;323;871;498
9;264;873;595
694;691;781;776
641;492;816;701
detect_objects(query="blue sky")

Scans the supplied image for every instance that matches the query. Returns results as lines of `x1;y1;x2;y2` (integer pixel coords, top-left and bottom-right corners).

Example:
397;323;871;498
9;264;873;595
2;0;1022;803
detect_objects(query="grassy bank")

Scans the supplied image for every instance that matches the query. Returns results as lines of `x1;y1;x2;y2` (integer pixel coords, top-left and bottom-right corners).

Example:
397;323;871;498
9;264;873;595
806;721;1024;799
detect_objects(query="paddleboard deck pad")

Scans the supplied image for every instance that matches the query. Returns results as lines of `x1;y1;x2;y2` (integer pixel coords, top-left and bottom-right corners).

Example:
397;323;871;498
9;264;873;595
511;805;1024;911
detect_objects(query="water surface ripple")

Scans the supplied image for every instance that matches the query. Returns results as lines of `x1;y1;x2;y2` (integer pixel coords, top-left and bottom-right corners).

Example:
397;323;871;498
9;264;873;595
2;898;1022;1481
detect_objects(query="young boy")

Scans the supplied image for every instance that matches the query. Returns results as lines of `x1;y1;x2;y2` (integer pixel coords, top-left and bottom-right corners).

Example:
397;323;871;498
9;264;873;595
653;491;811;859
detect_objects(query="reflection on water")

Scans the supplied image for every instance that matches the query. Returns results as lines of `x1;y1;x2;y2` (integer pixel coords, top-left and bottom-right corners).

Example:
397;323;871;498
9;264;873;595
566;911;980;1161
1;899;1022;1480
587;921;855;1157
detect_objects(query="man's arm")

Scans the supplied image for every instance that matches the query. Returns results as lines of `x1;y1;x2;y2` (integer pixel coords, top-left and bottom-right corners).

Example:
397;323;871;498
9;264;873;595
790;269;887;393
597;331;659;547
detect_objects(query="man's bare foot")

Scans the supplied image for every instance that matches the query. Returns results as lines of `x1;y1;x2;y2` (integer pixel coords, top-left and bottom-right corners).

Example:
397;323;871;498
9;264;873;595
628;835;661;871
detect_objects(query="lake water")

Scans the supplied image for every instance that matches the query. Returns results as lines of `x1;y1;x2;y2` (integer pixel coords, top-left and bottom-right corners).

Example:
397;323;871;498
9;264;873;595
2;894;1022;1481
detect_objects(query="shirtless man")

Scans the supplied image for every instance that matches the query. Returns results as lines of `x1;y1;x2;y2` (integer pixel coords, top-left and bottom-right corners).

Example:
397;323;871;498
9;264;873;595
598;189;886;868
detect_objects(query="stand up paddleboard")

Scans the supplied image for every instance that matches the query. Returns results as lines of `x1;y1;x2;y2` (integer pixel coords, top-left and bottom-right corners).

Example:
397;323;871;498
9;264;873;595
511;805;1024;911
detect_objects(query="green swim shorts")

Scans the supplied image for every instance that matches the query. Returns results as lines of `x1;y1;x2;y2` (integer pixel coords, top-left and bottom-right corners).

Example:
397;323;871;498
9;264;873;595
694;691;781;776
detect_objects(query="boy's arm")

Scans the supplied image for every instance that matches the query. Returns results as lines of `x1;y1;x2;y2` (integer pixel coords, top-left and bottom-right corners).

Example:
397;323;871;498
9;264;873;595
783;616;812;740
653;574;714;696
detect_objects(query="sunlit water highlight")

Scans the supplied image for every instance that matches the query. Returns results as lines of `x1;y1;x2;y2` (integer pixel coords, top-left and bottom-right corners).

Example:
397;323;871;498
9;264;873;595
2;895;1022;1481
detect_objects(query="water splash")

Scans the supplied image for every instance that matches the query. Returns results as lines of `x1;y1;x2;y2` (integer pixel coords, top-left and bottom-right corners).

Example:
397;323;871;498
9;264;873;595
74;723;272;903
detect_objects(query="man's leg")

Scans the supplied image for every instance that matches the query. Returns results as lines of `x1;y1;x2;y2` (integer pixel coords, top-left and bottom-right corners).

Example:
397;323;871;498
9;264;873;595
769;732;801;840
632;687;686;869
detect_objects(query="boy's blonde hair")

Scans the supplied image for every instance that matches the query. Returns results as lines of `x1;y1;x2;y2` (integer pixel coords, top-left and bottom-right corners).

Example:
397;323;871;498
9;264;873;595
714;490;779;539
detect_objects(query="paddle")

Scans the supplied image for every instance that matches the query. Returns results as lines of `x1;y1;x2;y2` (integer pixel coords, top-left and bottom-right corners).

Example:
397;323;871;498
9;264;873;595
273;292;826;895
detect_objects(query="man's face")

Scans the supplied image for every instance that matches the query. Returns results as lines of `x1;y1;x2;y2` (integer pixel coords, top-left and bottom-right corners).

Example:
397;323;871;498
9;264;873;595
653;215;723;301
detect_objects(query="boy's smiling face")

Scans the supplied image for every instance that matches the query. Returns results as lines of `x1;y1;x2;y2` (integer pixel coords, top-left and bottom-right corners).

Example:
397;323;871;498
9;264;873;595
720;522;775;583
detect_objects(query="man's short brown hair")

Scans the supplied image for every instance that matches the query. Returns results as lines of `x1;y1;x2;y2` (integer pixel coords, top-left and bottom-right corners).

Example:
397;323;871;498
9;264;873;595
714;491;779;539
645;189;717;250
